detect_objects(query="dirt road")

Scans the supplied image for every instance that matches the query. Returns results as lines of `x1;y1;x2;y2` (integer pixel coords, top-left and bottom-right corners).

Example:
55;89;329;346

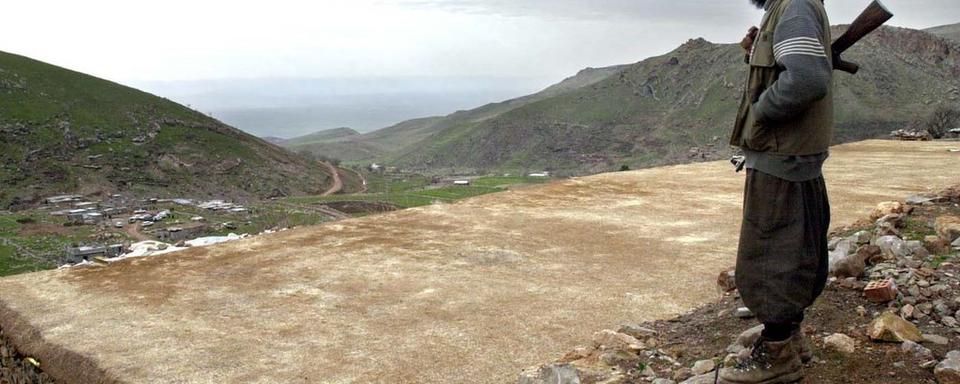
320;161;343;196
0;140;957;384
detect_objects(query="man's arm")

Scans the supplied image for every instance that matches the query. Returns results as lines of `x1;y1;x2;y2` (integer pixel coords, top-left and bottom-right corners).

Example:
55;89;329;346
753;0;831;123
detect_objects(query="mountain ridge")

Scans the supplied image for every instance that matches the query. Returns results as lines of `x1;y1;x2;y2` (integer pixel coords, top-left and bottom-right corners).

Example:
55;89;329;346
0;50;336;209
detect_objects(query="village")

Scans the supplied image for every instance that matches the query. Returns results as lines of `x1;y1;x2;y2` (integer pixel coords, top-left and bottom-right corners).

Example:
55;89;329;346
38;194;255;266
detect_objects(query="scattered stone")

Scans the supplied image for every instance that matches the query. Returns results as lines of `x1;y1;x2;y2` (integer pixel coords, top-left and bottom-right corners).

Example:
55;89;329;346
902;340;934;360
935;350;960;384
851;230;873;245
945;316;959;328
923;334;950;346
517;364;582;384
592;330;645;351
829;239;865;278
876;213;905;228
864;279;898;303
691;359;716;375
716;269;737;293
734;307;754;319
617;323;657;340
901;304;915;320
857;305;868;317
672;367;694;382
906;195;937;205
856;244;883;265
874;236;911;260
823;333;856;355
653;379;677;384
871;201;906;221
868;312;923;343
936;216;960;243
680;373;717;384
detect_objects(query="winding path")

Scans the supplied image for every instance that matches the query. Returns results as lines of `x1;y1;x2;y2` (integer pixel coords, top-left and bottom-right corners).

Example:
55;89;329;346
320;161;343;196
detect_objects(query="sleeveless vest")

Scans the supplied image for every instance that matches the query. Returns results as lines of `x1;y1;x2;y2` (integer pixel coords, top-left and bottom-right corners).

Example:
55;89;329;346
729;0;834;155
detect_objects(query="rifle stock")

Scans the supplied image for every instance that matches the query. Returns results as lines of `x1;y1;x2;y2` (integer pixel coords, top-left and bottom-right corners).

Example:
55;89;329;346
832;0;894;74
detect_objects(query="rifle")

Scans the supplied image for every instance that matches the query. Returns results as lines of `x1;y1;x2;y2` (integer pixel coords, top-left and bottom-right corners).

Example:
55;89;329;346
832;0;894;74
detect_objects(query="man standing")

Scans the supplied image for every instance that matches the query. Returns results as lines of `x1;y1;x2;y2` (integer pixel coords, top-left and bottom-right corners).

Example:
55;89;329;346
720;0;833;382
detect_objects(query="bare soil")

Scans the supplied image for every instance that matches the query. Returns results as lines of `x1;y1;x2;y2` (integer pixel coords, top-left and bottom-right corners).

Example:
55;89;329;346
0;140;956;384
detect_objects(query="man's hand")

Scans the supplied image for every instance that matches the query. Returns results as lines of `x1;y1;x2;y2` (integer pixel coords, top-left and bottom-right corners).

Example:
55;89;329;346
741;26;759;52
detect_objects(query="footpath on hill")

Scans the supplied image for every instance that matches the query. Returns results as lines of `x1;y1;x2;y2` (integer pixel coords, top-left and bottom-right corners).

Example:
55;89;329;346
0;140;957;383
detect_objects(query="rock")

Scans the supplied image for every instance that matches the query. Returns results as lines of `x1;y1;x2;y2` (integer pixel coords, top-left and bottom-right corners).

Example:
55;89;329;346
829;239;865;278
617;324;657;340
937;215;960;243
592;330;645;351
518;364;582;384
717;269;737;293
901;304;915;319
954;236;960;249
871;201;906;221
672;367;694;382
868;312;923;343
874;236;911;260
851;230;873;245
936;351;960;384
559;346;593;363
691;359;716;375
856;245;883;264
734;307;754;319
600;349;640;367
824;333;856;355
828;237;844;251
906;195;937;205
902;340;934;360
923;334;950;345
945;316;959;328
924;235;949;255
653;379;677;384
680;373;718;384
876;213;905;228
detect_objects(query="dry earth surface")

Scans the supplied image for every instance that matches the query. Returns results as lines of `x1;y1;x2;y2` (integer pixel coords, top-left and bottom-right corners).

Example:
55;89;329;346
0;140;958;383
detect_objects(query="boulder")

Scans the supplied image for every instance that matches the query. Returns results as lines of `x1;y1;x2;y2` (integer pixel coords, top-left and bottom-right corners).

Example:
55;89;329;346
824;333;856;355
868;312;923;343
876;213;905;228
936;215;960;243
936;350;960;384
856;245;883;265
653;379;677;384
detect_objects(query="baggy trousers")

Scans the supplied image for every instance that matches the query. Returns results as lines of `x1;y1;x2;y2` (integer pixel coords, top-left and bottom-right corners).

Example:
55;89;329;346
735;169;831;325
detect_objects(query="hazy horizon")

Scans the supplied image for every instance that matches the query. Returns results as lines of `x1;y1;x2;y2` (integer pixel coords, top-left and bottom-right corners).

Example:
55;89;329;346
4;0;958;138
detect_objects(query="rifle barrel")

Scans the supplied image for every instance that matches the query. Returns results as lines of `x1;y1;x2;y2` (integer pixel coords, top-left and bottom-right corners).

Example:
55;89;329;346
832;0;894;56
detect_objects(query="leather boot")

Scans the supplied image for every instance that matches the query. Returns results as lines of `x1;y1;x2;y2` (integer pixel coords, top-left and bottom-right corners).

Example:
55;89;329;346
719;335;803;384
736;326;812;363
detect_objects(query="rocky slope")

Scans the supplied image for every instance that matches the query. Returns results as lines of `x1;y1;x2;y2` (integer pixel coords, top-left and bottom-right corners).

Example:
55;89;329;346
927;23;960;43
0;50;336;209
383;25;960;175
520;185;960;384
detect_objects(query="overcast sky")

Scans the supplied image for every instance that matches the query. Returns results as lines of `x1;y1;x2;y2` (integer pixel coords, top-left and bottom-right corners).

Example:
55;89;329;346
4;0;958;84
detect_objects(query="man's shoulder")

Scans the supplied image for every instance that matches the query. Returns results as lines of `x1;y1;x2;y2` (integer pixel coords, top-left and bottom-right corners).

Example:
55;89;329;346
780;0;828;20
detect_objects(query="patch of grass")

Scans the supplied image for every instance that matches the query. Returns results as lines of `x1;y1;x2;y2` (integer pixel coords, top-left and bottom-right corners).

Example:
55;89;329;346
901;217;934;241
411;186;502;200
931;252;958;269
0;244;53;277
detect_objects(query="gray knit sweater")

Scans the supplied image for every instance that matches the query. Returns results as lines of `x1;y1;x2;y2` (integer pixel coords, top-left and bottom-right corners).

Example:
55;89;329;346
744;0;832;182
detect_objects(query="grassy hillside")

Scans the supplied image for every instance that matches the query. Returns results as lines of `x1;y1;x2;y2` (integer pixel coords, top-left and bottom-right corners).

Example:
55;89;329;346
282;65;627;164
382;25;960;175
926;23;960;42
0;51;335;209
